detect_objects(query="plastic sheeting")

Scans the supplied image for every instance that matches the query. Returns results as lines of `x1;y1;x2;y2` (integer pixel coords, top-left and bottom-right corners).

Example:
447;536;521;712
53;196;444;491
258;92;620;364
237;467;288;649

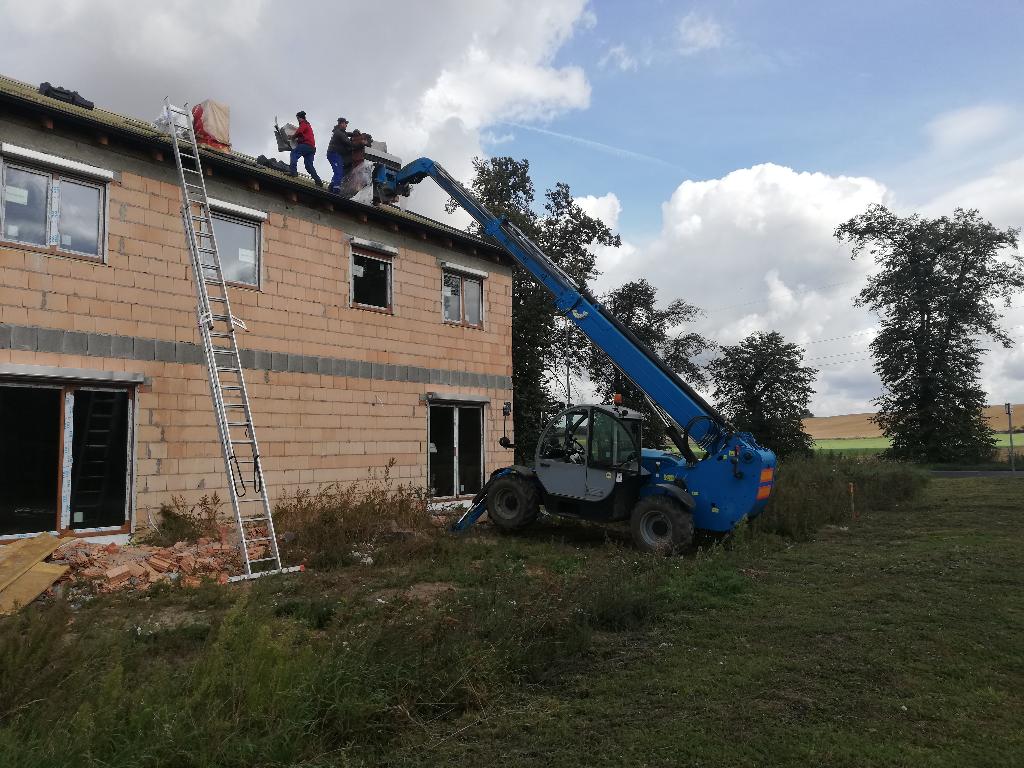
275;122;298;152
153;104;189;134
337;160;373;199
192;100;231;151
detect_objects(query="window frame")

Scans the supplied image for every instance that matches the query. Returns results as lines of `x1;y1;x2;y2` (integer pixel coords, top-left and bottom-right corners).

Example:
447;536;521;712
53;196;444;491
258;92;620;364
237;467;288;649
0;158;108;263
441;269;485;328
350;248;394;313
209;210;263;290
0;380;135;541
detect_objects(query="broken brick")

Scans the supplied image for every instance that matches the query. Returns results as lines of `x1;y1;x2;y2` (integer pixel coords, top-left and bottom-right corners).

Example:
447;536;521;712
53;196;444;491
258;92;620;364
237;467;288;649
147;556;173;573
105;543;120;554
105;565;132;585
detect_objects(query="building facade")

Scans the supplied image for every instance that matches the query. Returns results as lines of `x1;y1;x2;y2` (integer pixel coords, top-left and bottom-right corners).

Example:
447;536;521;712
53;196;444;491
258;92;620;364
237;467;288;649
0;75;514;541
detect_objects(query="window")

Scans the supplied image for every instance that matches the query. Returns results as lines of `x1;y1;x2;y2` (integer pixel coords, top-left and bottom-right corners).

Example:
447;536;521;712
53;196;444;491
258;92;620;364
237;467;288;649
211;213;260;287
352;251;392;310
589;410;640;469
0;384;132;536
442;270;483;327
538;408;589;464
0;162;105;258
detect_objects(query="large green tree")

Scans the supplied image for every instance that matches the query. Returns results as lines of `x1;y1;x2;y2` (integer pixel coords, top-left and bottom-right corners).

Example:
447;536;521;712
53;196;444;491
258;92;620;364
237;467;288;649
448;157;619;462
707;331;817;459
585;279;712;447
835;205;1023;463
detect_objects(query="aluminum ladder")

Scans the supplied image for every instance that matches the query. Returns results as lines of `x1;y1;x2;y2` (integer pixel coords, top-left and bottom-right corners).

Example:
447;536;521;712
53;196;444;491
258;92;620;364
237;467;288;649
165;101;299;581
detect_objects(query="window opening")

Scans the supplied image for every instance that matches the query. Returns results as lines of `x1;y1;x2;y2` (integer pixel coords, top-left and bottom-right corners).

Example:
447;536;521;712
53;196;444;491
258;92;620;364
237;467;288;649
590;410;640;469
352;251;391;310
0;160;105;258
442;270;483;327
211;213;260;286
539;409;589;464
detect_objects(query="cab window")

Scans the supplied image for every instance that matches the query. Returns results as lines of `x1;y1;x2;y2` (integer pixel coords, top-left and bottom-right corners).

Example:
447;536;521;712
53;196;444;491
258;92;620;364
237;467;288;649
589;410;640;469
538;409;589;465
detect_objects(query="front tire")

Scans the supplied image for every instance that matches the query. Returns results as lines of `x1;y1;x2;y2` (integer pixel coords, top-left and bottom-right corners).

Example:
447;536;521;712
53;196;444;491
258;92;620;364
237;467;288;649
486;475;540;531
630;495;694;554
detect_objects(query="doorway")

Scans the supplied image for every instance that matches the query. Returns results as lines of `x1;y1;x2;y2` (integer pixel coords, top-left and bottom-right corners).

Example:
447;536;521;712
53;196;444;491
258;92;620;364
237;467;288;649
428;404;483;497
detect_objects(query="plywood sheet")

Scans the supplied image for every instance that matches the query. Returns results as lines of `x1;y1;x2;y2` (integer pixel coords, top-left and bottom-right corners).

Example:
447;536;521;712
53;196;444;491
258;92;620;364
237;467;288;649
0;562;68;614
0;535;64;593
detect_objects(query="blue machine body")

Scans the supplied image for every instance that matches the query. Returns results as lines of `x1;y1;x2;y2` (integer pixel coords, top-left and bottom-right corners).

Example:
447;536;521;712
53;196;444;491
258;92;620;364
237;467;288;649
375;159;777;534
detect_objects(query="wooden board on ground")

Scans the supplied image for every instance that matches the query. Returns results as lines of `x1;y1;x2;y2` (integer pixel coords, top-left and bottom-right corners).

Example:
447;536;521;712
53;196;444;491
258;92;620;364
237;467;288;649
0;535;65;593
0;562;68;615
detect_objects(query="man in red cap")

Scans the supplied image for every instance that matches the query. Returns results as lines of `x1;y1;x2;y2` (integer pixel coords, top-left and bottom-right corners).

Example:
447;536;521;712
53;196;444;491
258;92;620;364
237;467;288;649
289;110;323;187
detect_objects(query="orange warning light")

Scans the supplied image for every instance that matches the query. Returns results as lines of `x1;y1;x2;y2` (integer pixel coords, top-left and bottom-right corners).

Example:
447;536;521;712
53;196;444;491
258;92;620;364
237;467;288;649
756;484;772;500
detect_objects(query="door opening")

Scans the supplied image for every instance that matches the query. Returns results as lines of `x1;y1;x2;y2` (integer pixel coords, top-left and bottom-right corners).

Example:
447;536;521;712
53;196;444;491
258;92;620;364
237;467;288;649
428;404;484;497
0;386;61;535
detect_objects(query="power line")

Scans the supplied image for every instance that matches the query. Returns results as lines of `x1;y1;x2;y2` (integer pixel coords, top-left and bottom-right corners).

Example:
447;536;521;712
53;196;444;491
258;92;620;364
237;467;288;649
703;281;857;314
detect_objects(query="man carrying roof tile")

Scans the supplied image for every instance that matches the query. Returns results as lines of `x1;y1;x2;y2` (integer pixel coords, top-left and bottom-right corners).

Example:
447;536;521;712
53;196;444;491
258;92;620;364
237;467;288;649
289;110;323;187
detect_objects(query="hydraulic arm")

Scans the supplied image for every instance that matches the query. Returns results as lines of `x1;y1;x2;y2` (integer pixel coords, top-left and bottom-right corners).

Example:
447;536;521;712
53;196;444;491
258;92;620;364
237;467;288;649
374;158;776;532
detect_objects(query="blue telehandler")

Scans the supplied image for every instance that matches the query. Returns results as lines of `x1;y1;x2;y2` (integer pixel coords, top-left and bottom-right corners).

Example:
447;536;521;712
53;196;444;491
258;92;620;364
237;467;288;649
374;159;777;552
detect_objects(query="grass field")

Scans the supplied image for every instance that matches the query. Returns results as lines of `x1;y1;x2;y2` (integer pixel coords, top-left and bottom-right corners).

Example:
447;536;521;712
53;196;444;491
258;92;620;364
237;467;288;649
2;476;1023;766
815;434;1019;453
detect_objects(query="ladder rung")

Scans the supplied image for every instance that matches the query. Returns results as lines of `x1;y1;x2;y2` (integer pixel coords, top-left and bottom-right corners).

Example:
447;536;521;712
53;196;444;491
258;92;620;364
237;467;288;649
237;499;264;504
221;385;242;391
248;557;279;564
209;296;227;302
183;168;201;174
246;536;273;543
231;439;255;444
240;515;269;522
223;403;246;408
218;367;240;373
227;422;251;427
209;331;233;338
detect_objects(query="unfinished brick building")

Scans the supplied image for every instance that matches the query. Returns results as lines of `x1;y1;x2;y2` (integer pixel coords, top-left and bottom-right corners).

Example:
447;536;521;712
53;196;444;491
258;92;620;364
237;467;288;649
0;75;514;542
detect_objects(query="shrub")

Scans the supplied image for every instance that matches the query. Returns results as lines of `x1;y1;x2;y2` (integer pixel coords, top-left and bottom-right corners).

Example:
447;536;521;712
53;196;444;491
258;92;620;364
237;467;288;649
273;459;432;569
144;493;223;546
757;453;928;540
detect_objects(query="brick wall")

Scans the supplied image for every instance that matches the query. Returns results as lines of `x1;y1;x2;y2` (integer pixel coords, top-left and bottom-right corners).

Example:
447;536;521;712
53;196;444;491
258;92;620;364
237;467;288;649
0;151;514;529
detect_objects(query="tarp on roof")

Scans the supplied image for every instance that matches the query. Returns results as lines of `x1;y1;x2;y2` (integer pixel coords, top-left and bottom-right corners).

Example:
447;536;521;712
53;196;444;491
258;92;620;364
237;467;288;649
192;100;230;151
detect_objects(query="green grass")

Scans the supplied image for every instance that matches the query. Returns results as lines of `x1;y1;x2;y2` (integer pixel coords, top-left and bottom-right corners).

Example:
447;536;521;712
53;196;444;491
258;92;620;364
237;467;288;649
1;475;1022;766
816;434;1019;452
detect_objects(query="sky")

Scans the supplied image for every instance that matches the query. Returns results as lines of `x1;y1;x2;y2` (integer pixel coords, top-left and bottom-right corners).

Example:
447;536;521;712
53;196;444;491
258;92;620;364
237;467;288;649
0;0;1021;416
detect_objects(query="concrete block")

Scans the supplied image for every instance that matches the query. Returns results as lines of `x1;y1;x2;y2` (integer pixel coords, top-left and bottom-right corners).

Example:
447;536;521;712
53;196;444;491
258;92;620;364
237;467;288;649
238;348;256;369
176;341;203;365
317;356;332;375
36;327;63;353
133;337;155;361
396;365;409;382
429;368;440;384
358;361;371;379
154;340;177;362
370;362;384;380
302;356;318;374
271;352;288;372
62;331;88;355
11;325;37;351
88;333;113;358
0;324;11;349
287;354;303;373
383;364;395;381
253;350;272;371
111;335;134;359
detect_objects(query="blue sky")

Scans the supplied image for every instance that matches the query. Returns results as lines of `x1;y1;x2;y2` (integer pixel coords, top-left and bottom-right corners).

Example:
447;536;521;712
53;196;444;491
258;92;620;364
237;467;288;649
0;0;1020;414
489;1;1024;234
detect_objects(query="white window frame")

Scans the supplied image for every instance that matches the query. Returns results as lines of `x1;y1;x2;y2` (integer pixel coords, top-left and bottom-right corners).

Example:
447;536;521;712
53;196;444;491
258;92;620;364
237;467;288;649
209;210;263;290
0;157;109;262
350;249;393;313
441;269;485;328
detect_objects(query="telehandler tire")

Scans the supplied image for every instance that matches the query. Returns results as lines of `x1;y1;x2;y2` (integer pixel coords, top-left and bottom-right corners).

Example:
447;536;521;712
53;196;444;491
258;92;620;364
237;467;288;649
486;474;540;531
630;495;694;554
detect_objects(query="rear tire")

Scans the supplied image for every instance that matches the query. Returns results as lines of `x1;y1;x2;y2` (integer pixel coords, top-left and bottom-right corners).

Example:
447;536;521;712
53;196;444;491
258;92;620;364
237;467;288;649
486;474;540;531
630;495;694;554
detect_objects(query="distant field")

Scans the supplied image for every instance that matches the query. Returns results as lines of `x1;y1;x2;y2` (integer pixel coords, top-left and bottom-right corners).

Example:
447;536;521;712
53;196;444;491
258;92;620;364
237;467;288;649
815;434;1019;453
806;404;1023;440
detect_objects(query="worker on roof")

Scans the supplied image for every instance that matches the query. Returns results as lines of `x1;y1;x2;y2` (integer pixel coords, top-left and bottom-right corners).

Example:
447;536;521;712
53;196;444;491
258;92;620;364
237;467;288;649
326;117;353;194
289;111;323;187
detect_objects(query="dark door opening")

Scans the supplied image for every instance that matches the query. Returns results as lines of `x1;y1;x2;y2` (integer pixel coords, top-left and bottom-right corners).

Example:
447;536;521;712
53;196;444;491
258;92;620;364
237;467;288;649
0;386;61;535
428;404;484;497
70;390;129;529
429;405;455;497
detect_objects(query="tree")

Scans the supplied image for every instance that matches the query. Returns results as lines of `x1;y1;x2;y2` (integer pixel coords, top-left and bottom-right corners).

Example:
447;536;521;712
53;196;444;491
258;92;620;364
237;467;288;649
835;205;1023;463
707;331;817;459
449;157;620;462
586;279;712;447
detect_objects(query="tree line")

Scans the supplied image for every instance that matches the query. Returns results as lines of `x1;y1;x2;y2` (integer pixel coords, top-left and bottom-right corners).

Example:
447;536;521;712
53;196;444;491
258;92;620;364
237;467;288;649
455;157;1023;465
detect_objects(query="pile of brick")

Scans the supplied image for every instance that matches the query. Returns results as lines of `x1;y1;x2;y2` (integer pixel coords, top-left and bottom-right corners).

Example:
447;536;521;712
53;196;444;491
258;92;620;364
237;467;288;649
52;537;243;592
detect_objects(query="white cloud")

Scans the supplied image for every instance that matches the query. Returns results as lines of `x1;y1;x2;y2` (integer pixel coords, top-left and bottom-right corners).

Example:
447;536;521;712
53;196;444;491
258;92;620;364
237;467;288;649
0;0;594;221
599;44;638;72
576;192;636;274
598;163;890;414
677;11;725;55
926;104;1015;152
